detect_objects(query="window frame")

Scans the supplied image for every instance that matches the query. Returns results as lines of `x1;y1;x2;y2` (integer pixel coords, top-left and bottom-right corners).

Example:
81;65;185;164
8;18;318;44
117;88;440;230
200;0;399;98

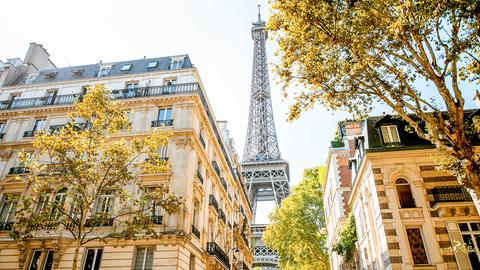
121;64;132;71
98;66;112;77
133;246;155;270
380;125;401;145
27;249;54;270
405;227;429;265
82;248;103;270
395;178;416;208
0;193;18;225
147;61;158;68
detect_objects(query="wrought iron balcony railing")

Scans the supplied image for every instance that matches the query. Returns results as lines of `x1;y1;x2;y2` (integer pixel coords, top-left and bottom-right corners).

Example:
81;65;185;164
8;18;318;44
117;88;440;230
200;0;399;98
0;222;14;230
9;167;29;174
192;224;200;239
209;195;219;212
85;218;114;227
0;83;200;112
207;242;230;268
196;170;204;184
432;186;473;203
151;119;173;127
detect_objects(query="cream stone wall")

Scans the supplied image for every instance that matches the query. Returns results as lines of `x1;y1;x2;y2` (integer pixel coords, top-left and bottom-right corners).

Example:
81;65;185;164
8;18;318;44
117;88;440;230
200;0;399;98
0;65;253;270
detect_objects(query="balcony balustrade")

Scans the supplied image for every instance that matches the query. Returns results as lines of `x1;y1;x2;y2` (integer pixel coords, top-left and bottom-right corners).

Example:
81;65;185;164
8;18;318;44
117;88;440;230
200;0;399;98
432;186;473;203
209;195;219;212
196;170;204;184
0;83;200;112
207;242;230;269
9;167;29;174
151;119;173;127
191;224;200;239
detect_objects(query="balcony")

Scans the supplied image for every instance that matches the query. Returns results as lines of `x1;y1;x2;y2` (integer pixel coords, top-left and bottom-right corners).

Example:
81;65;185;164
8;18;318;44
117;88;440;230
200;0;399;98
207;242;230;269
0;83;200;112
196;170;204;184
85;217;114;227
151;119;173;127
209;195;219;212
0;222;13;231
219;209;226;223
220;177;228;192
432;186;472;203
9;167;29;174
191;224;200;239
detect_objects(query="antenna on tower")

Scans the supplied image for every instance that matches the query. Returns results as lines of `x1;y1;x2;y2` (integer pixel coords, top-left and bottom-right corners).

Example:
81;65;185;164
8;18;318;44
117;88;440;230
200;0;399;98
257;4;261;22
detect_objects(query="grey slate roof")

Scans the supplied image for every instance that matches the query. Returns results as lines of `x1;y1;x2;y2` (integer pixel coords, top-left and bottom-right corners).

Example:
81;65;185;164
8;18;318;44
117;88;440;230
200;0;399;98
11;55;193;86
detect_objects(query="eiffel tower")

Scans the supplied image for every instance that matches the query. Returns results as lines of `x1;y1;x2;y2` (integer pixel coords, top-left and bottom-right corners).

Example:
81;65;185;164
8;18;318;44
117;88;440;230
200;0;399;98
241;6;290;270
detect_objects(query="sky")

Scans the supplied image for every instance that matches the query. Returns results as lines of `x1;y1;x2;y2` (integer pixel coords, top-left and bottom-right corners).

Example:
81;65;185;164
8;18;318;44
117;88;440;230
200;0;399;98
3;0;477;223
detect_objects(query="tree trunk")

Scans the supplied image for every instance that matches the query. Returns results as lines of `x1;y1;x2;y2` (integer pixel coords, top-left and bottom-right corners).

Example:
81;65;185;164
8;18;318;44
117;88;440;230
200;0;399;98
71;237;81;270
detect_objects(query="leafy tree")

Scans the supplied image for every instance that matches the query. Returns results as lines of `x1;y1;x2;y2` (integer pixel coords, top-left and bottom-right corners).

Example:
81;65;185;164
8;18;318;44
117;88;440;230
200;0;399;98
268;1;480;198
263;166;329;270
332;214;358;269
11;84;181;270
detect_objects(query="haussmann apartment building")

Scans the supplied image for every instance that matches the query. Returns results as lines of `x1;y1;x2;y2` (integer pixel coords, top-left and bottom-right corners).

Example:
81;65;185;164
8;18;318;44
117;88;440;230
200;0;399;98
0;43;253;270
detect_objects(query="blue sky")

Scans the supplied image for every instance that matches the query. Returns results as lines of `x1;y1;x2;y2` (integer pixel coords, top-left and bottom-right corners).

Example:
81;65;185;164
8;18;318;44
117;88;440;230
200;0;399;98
3;0;477;222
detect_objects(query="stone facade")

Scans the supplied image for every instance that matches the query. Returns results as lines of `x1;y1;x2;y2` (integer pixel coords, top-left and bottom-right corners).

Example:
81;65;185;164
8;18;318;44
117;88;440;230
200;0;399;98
325;115;480;270
0;45;252;270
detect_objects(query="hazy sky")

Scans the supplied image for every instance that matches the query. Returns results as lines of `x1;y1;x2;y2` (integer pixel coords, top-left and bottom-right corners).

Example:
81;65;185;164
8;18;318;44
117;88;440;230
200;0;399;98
3;0;476;223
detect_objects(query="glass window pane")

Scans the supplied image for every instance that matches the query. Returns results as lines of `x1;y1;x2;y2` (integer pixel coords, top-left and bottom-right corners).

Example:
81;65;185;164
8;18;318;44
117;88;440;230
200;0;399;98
165;109;172;120
389;126;400;142
43;250;54;270
471;223;480;231
83;249;95;270
380;126;390;143
158;109;165;121
28;250;42;270
145;247;153;270
459;223;470;231
134;248;146;270
93;249;102;270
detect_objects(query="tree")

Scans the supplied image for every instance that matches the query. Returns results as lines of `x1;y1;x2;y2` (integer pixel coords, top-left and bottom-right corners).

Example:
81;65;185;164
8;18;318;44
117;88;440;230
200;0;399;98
11;84;181;270
268;1;480;198
263;166;329;270
332;214;358;269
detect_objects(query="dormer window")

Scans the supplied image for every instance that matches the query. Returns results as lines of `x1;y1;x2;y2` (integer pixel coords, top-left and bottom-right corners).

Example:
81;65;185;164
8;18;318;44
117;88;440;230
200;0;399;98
71;68;84;76
24;73;39;84
121;64;132;71
98;65;112;77
43;71;57;79
380;125;400;144
147;61;158;68
169;58;184;70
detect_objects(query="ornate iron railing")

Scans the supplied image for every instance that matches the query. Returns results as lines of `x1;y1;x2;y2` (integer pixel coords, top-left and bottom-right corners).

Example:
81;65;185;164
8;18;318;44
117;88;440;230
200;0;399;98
0;83;200;111
207;242;230;268
9;167;29;174
432;186;472;202
151;119;173;127
209;195;219;212
218;209;226;223
191;224;200;239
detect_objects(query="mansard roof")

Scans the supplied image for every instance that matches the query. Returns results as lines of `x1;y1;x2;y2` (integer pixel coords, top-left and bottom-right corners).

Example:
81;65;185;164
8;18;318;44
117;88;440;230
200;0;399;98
10;55;193;86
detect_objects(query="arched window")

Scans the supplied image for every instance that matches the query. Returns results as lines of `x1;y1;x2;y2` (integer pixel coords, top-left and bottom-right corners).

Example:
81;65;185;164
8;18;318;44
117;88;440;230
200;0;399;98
396;178;416;208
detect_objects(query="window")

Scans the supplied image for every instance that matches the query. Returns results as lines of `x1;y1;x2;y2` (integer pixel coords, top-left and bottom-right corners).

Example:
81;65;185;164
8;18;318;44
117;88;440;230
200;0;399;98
189;255;195;270
35;195;50;214
145;191;163;224
169;58;184;70
28;249;54;270
51;188;67;219
0;194;18;230
25;73;39;84
152;108;173;127
133;246;154;270
164;78;177;93
0;122;6;139
122;111;132;130
459;222;480;269
83;248;103;270
121;64;132;71
46;90;58;105
380;125;400;144
406;228;428;265
94;193;114;215
33;119;47;132
158;144;168;160
395;178;415;208
98;66;111;77
147;61;158;68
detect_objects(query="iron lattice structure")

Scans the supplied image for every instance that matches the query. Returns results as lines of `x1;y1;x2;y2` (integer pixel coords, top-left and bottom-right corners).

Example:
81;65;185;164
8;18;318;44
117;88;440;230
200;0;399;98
241;8;290;270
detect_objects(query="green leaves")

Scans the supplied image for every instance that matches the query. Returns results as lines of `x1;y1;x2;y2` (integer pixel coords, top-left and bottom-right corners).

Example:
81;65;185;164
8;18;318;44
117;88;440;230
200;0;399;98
332;214;358;263
263;166;329;270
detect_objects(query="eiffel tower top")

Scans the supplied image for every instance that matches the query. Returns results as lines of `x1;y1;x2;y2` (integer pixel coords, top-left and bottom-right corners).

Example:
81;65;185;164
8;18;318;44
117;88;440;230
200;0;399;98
243;6;282;162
